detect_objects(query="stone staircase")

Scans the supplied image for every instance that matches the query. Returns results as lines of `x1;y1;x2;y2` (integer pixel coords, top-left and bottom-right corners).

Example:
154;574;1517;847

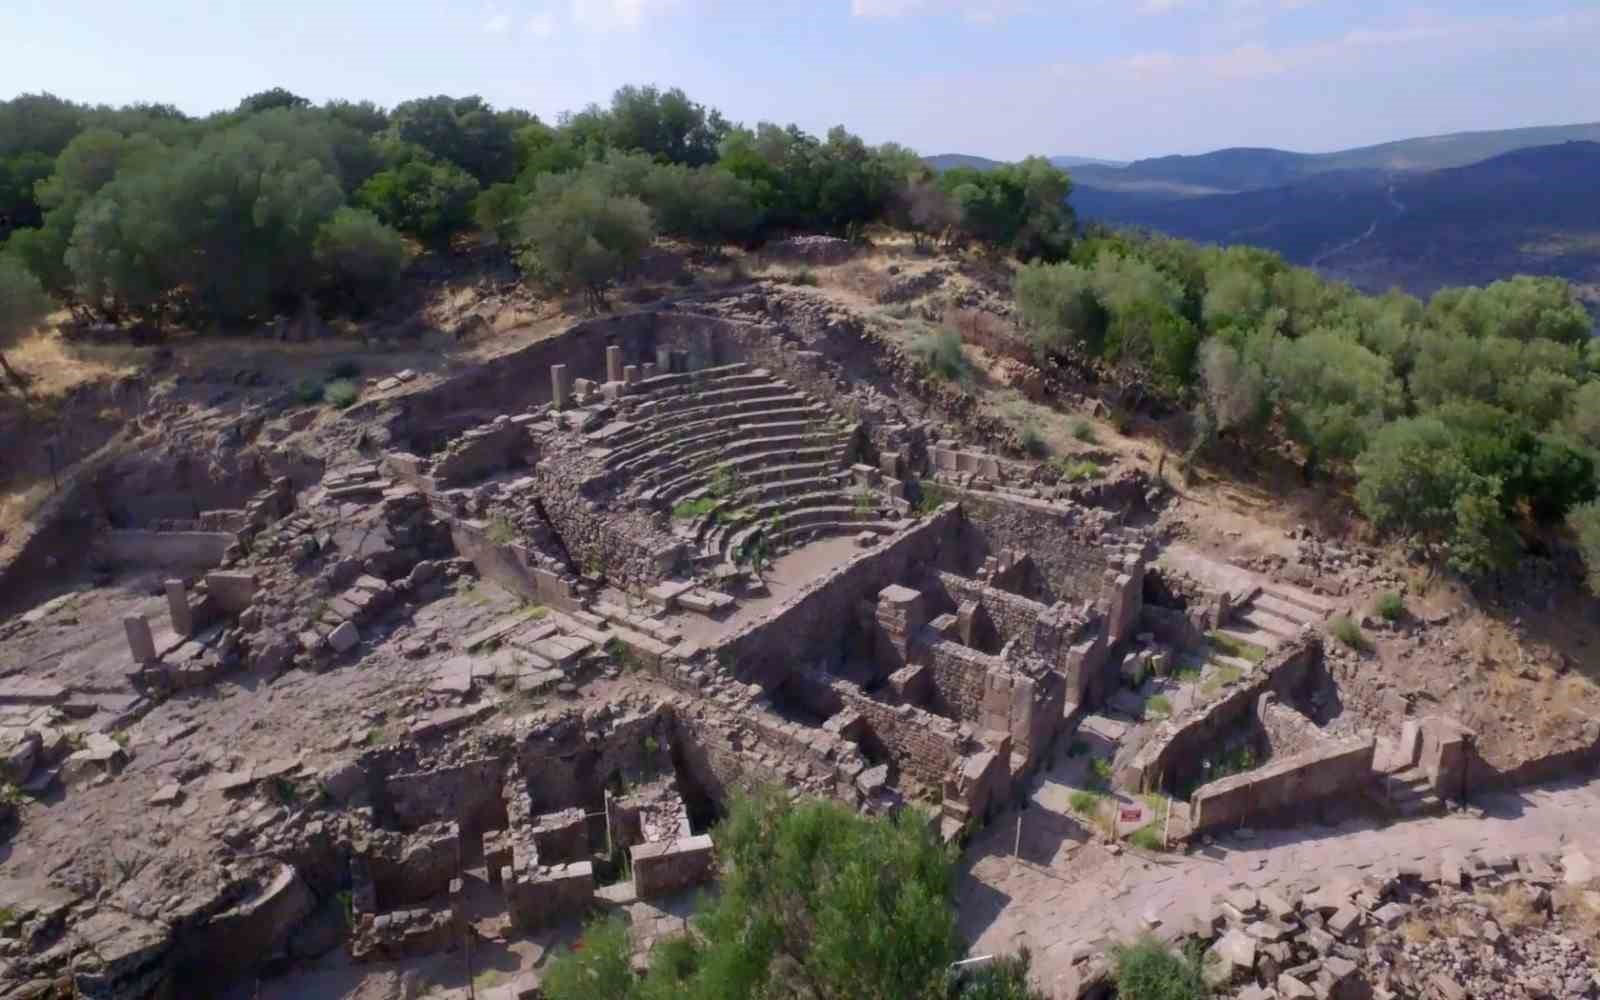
591;363;884;573
1380;766;1443;818
1216;582;1337;653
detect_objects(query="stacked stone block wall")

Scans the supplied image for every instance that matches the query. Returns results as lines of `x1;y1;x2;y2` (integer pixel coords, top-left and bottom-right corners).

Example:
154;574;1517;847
1188;735;1376;833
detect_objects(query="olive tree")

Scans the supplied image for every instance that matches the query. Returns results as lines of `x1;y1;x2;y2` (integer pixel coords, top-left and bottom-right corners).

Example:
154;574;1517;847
0;255;53;388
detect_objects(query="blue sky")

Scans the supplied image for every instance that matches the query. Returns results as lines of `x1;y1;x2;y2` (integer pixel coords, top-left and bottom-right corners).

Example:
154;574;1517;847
4;1;1597;161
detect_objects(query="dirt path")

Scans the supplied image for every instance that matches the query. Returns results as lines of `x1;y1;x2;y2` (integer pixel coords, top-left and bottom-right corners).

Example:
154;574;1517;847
958;771;1600;994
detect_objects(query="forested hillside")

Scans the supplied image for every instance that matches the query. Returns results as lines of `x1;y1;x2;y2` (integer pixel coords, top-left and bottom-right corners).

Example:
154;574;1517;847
0;87;1072;332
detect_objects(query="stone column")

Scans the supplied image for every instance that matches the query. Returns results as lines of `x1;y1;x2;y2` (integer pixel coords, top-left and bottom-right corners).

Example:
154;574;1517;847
623;364;639;386
124;614;157;663
551;364;571;411
606;345;624;383
641;362;658;379
165;579;194;637
656;346;673;372
670;350;690;374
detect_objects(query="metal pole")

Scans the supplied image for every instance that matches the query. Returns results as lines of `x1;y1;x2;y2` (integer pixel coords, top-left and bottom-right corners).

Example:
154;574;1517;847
1013;814;1022;858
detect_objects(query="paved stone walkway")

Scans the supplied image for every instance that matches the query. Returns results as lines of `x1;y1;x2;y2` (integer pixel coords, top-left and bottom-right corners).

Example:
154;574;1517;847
957;771;1600;997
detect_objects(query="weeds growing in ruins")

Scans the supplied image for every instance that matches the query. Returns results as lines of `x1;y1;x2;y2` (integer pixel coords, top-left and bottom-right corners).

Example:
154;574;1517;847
1070;418;1097;443
709;465;742;500
1206;631;1266;664
1112;936;1209;1000
324;379;360;409
916;482;947;514
294;379;325;404
1127;825;1165;853
1018;423;1048;458
672;497;719;520
1375;591;1406;622
913;328;970;383
1329;615;1371;651
362;724;389;747
1068;789;1104;819
1052;457;1102;483
1145;694;1173;720
486;516;518;545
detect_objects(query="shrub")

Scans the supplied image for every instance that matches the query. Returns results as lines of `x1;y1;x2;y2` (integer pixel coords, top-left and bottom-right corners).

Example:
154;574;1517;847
1128;825;1165;853
1374;591;1405;622
916;481;947;514
1053;458;1101;483
294;379;325;404
913;328;969;383
1328;615;1369;651
327;358;361;379
1111;936;1209;1000
1019;423;1048;458
486;517;517;545
324;379;359;409
1070;418;1097;443
1146;694;1172;719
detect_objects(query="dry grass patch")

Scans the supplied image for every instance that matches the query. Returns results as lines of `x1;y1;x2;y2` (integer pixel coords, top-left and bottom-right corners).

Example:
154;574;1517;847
1487;883;1547;931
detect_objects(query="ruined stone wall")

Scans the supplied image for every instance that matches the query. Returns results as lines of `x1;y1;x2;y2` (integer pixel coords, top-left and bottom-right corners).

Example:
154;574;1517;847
448;519;582;611
533;463;684;586
376;313;660;448
921;636;995;722
939;487;1133;606
631;835;715;898
365;823;459;910
431;418;531;486
829;678;967;788
515;710;670;813
714;508;960;684
670;695;868;807
383;758;509;840
928;571;1050;651
1188;736;1376;833
98;529;234;570
1118;635;1324;794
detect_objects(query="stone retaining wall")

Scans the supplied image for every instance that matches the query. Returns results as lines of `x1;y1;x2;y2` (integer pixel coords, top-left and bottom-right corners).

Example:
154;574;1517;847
98;529;234;570
1188;735;1376;833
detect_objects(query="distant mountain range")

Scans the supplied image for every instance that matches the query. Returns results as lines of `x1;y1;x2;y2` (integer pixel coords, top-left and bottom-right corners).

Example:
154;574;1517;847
923;153;1129;172
929;122;1600;308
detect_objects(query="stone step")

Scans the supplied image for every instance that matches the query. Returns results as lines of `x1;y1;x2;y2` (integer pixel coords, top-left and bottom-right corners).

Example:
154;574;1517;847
606;405;830;470
1238;606;1302;641
649;385;801;417
1212;625;1279;654
1252;591;1324;626
1259;583;1339;618
627;431;849;484
771;520;890;550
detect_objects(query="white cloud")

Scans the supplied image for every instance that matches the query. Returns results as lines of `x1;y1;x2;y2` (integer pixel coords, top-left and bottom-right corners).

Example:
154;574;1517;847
571;0;678;31
527;12;557;37
484;9;513;34
850;0;1025;22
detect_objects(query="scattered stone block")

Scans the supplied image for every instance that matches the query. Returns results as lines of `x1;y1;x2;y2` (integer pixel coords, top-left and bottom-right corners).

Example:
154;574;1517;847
1277;972;1316;999
328;621;360;653
148;783;183;806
